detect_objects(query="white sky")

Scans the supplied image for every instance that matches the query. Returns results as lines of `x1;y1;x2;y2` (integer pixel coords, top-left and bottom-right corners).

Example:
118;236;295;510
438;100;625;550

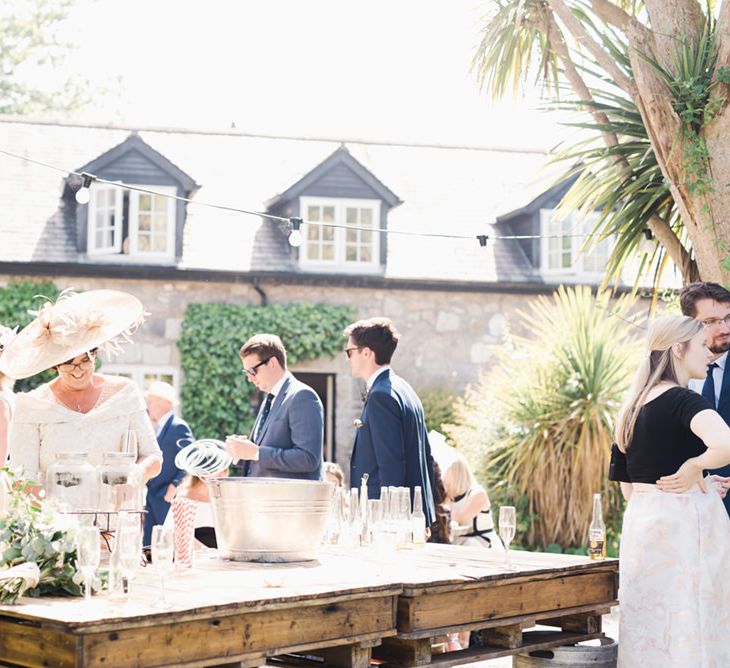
56;0;575;150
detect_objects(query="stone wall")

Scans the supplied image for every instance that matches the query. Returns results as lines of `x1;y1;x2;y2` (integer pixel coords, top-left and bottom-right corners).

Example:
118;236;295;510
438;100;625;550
0;273;538;477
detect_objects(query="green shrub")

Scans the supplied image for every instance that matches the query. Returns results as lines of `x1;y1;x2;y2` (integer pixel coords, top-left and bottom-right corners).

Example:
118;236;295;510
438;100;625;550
178;302;355;439
419;386;458;434
445;286;640;552
0;281;59;392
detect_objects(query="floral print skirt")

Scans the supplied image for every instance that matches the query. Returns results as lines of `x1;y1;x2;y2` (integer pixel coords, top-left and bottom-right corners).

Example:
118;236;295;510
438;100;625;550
618;482;730;667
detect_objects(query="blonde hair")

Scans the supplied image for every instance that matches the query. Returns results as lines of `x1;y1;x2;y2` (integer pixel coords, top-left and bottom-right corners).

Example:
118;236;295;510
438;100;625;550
615;315;703;450
443;454;476;500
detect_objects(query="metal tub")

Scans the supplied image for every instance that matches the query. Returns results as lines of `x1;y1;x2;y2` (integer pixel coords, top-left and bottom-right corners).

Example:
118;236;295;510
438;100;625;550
207;477;335;562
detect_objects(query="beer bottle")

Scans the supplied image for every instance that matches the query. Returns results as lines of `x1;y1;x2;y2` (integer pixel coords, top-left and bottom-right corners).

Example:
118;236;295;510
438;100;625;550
588;493;606;560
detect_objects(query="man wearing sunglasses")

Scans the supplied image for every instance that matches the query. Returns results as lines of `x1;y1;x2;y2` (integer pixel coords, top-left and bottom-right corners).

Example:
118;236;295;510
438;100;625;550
682;281;730;514
225;334;323;480
344;317;436;532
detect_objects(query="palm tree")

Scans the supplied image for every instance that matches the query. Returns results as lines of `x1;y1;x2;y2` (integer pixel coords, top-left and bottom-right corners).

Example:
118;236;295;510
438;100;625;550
473;0;730;285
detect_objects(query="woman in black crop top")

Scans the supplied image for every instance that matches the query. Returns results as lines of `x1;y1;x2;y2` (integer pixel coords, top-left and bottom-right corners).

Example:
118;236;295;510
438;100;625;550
610;315;730;668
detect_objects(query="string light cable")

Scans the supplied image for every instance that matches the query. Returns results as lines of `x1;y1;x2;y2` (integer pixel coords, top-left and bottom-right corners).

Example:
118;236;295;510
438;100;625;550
0;146;603;248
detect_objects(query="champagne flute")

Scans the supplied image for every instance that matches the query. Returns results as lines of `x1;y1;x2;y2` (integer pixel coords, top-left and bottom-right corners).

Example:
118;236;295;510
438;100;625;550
151;525;174;609
115;514;141;599
75;524;100;602
498;506;517;571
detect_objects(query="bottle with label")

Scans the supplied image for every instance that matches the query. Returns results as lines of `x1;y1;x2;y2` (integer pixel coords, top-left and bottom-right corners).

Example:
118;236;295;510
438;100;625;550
410;486;427;545
588;492;606;560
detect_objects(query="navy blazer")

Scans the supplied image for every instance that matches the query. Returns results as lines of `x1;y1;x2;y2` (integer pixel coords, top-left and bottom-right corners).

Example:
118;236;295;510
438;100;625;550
350;369;436;526
144;413;192;545
246;374;324;480
709;357;730;515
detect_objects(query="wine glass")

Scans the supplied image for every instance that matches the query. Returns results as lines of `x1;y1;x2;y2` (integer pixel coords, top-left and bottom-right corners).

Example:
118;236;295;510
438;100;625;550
75;524;100;602
498;506;517;571
151;525;174;609
115;515;141;599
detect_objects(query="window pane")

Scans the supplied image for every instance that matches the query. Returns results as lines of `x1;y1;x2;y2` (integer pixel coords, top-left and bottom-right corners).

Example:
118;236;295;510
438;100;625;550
138;214;151;231
346;208;358;224
307;224;321;241
323;226;335;241
152;235;167;252
308;206;321;222
306;245;321;260
154;195;168;212
139;194;152;211
323;245;335;260
137;235;150;251
346;228;357;243
346;246;357;262
361;247;372;263
361;208;372;226
361;230;372;244
323;206;335;223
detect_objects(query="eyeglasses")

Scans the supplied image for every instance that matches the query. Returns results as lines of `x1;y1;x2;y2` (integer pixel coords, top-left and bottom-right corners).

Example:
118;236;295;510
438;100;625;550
700;314;730;329
243;357;272;377
344;347;363;359
58;349;98;373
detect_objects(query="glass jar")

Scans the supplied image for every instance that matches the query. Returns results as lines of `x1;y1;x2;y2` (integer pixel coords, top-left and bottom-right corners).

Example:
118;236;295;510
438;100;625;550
46;452;97;512
98;452;143;512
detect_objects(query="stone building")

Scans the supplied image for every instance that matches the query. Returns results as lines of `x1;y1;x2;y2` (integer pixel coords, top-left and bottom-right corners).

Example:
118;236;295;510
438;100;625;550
0;117;611;467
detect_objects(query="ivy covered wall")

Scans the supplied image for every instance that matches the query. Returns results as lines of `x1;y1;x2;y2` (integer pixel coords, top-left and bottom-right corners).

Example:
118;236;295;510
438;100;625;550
178;302;355;439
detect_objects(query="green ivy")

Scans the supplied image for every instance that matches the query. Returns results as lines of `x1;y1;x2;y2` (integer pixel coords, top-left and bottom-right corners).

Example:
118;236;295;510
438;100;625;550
0;281;59;392
178;302;355;439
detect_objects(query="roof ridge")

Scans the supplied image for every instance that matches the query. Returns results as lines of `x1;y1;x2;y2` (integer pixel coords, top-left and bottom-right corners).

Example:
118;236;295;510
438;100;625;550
0;114;551;156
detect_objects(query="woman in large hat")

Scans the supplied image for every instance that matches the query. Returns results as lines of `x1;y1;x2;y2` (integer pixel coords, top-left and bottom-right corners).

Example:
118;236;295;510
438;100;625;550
0;289;161;484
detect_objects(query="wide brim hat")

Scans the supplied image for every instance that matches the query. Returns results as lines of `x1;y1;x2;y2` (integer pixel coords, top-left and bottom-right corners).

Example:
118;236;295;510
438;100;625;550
144;380;178;405
0;289;145;379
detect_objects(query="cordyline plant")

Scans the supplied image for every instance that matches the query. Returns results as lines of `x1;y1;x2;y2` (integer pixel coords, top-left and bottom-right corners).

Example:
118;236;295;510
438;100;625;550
0;472;82;604
446;286;642;550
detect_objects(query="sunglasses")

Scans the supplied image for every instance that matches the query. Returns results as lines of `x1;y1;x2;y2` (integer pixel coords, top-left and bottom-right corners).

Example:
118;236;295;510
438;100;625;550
344;346;363;359
243;356;272;377
58;348;98;373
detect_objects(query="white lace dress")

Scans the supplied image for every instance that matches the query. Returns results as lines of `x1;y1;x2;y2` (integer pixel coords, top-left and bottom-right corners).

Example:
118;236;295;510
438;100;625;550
8;375;160;479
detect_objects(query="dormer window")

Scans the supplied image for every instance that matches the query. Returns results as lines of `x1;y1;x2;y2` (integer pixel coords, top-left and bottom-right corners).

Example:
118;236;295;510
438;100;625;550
87;184;176;259
300;197;380;269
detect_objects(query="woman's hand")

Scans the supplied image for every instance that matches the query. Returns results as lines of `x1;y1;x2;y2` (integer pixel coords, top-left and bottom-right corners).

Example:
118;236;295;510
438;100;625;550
656;459;705;493
709;475;730;498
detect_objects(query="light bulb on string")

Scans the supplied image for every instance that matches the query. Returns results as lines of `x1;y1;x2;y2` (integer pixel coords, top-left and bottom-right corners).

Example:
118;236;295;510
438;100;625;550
288;217;303;248
74;173;95;204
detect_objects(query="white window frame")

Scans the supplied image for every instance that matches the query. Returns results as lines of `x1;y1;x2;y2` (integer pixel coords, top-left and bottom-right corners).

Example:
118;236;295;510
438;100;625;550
299;197;381;272
539;208;611;281
127;185;177;260
101;364;180;395
87;182;123;256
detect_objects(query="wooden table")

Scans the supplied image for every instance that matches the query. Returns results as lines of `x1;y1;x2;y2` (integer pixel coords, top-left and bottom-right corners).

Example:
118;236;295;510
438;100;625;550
0;546;618;668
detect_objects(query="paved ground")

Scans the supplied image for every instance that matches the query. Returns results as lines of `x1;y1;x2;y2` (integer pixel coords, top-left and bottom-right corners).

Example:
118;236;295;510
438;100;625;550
460;607;619;667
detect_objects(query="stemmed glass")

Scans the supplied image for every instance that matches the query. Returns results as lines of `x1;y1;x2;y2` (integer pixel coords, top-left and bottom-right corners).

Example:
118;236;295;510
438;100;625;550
115;512;142;599
75;524;100;602
151;525;174;609
498;506;517;571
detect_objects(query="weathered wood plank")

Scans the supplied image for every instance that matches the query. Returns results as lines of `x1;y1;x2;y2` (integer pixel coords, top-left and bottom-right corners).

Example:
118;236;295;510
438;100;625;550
397;571;616;634
373;637;432;667
481;623;523;649
0;617;78;668
540;611;604;634
80;594;395;668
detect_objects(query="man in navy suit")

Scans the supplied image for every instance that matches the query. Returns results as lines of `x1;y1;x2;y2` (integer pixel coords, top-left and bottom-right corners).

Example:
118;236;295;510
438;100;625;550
225;334;323;480
344;317;436;529
143;381;192;546
681;282;730;515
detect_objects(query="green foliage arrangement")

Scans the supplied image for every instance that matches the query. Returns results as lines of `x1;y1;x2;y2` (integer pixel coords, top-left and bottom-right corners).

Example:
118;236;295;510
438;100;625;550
178;302;355;439
445;286;641;553
0;474;82;604
0;281;59;392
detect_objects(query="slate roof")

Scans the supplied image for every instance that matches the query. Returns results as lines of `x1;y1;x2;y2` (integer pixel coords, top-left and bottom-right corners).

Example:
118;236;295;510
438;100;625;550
0;116;558;286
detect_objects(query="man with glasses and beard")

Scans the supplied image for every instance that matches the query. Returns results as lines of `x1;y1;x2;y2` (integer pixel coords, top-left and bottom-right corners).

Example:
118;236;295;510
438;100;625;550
681;281;730;514
225;334;324;480
344;317;436;533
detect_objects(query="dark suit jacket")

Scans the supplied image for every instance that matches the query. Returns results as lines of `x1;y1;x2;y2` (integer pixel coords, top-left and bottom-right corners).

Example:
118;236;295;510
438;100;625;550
246;374;324;480
709;357;730;515
350;368;436;526
143;413;192;545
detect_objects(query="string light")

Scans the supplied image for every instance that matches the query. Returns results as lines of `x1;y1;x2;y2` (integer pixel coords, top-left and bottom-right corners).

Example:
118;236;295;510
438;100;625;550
288;217;303;248
74;173;95;204
0;146;600;248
